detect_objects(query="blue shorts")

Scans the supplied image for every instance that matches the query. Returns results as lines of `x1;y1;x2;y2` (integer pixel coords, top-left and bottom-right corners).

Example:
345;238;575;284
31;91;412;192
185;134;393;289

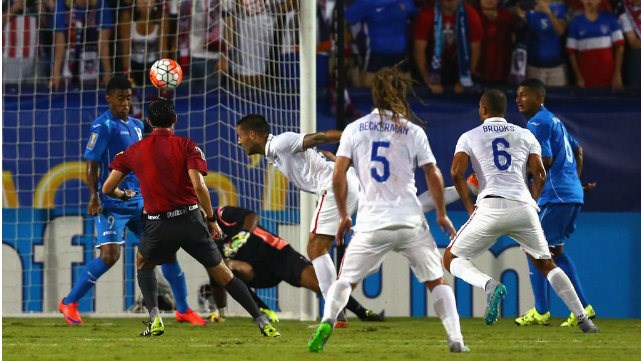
539;203;582;247
94;198;144;248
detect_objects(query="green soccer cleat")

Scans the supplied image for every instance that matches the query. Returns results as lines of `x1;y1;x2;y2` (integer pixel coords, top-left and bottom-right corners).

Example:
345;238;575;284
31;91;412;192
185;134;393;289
515;307;551;326
260;324;281;338
561;304;596;327
307;322;333;353
140;315;165;337
260;307;280;323
484;282;507;325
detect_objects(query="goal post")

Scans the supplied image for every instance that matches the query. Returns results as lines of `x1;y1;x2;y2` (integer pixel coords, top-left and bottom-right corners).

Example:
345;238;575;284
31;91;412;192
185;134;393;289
2;0;318;321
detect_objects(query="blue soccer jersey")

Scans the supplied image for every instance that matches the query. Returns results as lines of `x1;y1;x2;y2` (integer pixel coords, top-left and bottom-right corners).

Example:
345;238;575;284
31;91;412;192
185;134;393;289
345;0;417;55
526;2;567;68
527;107;583;205
84;110;143;207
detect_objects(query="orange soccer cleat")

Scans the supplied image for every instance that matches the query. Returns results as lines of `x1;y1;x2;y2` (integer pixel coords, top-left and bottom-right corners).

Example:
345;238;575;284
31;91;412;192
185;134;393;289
59;298;83;325
175;308;208;325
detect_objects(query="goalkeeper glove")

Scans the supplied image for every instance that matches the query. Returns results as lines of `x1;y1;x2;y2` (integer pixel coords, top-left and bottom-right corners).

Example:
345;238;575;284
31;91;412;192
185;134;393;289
223;231;250;258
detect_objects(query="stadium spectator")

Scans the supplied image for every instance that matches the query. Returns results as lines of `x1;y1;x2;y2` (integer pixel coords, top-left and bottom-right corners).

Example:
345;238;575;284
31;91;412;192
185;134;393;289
566;0;625;90
515;78;597;328
477;0;515;85
618;0;641;87
516;0;569;86
308;66;468;353
120;0;169;87
224;0;275;86
101;97;280;337
208;205;385;323
344;0;418;87
2;0;39;84
58;76;207;326
565;0;613;19
274;1;299;89
444;88;598;333
413;0;483;94
170;0;225;92
50;0;115;90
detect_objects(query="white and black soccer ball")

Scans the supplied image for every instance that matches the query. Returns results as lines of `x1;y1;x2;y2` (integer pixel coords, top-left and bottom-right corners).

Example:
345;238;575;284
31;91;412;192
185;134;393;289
149;58;183;89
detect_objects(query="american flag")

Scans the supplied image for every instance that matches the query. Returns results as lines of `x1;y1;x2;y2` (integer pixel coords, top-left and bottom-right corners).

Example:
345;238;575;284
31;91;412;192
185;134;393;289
3;15;37;59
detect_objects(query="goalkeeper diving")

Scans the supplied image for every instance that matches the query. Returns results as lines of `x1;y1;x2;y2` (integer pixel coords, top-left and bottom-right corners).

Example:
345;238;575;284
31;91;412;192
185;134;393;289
207;205;385;324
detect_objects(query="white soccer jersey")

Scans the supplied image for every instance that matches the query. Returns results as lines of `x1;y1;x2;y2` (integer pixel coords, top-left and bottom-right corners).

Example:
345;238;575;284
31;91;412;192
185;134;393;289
265;132;334;194
454;117;541;208
337;109;436;231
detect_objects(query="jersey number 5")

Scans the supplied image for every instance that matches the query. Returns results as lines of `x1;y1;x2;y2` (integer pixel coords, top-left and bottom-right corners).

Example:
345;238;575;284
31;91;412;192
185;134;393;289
492;138;512;171
371;141;390;182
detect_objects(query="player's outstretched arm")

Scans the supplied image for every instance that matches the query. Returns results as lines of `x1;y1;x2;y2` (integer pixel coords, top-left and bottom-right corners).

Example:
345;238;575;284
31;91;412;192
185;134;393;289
302;130;342;150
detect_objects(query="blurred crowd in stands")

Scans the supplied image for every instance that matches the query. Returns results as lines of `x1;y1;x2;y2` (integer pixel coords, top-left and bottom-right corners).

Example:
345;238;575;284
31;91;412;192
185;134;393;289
2;0;640;92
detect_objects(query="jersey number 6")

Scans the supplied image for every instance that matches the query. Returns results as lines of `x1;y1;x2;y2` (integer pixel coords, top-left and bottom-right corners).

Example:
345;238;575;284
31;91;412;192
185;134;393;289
492;138;512;171
371;141;391;182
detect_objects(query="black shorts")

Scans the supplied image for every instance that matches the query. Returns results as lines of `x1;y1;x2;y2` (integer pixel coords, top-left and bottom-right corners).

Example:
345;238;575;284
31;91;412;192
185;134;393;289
139;206;222;268
245;245;311;289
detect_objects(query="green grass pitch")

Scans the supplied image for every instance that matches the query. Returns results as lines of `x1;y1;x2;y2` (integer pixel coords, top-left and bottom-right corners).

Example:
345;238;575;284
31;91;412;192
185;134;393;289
3;317;641;361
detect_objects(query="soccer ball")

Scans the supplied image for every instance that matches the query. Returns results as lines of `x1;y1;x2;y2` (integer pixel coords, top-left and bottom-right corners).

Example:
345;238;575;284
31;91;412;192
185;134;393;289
467;173;479;196
149;58;183;89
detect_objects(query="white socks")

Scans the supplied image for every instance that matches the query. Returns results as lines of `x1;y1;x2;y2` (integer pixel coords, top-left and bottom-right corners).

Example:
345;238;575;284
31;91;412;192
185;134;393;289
322;279;352;324
547;267;586;318
419;186;460;213
311;253;337;299
449;258;492;290
431;284;463;342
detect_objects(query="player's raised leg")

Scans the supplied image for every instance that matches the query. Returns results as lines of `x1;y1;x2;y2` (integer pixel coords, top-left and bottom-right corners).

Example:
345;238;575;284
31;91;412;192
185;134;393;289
446;254;507;326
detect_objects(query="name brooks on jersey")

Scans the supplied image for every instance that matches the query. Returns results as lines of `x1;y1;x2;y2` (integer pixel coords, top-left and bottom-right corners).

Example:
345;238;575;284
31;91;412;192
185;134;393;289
483;124;515;132
359;121;409;135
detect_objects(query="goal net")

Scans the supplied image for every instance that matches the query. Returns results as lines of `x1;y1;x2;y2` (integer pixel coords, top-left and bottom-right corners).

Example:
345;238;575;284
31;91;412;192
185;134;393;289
2;0;316;320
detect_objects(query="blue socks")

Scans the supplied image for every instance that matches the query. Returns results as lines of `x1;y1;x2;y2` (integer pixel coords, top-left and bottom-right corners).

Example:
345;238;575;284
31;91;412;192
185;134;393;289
527;257;550;314
65;258;110;304
161;261;189;313
553;252;588;306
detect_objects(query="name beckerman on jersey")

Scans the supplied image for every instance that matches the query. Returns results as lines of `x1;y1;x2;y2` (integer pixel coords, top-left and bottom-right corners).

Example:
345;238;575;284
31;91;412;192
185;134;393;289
359;121;409;135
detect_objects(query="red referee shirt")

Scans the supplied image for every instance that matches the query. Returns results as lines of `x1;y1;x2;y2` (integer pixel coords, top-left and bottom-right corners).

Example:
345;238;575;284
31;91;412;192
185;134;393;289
109;128;208;213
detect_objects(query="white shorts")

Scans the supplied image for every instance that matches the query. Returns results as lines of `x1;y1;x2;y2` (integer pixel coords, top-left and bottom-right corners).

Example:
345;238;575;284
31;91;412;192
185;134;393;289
338;219;444;284
234;13;275;76
310;168;359;236
449;197;551;260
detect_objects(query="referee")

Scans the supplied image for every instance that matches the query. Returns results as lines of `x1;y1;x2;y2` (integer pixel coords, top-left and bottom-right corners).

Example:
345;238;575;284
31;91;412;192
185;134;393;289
101;98;279;337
